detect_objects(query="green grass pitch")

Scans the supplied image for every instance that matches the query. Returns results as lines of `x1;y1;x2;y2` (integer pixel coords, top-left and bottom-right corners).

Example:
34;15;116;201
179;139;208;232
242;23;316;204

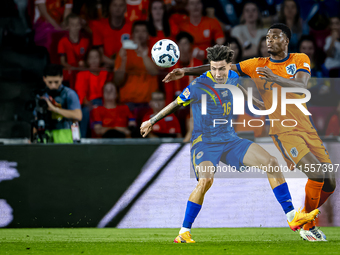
0;227;339;255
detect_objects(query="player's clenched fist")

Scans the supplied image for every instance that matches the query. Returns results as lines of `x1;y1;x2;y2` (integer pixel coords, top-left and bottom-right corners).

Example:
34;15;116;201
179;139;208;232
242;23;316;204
162;68;185;83
140;120;153;137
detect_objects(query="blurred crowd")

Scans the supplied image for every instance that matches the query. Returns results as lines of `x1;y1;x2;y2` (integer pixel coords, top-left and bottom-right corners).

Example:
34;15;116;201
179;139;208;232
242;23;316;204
2;0;340;139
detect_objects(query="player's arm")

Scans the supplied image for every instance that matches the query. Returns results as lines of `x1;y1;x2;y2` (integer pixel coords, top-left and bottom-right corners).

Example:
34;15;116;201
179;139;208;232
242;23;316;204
238;84;265;110
140;100;181;137
256;67;310;89
162;64;240;83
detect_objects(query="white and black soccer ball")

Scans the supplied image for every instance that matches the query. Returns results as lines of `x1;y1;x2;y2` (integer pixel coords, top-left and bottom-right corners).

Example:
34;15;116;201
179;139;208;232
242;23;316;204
151;39;180;68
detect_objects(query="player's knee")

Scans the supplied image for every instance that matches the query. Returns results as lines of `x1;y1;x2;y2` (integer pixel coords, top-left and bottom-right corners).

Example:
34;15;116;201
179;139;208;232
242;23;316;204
267;156;279;167
198;177;214;191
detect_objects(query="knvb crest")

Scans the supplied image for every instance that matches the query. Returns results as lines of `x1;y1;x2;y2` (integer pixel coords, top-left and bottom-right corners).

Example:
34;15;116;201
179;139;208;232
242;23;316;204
290;147;298;157
286;64;296;75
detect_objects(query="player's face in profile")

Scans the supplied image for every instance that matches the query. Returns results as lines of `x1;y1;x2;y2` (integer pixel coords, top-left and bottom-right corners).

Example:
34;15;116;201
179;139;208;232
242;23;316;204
210;60;231;84
266;29;288;56
43;76;63;90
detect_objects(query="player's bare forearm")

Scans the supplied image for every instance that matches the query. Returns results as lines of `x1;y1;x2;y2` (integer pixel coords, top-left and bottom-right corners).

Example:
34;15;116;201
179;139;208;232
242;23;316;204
257;67;309;89
150;100;181;125
272;75;308;89
184;64;210;76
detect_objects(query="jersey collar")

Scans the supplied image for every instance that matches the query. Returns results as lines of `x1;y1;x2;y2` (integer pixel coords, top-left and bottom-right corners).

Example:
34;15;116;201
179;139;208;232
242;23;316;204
269;53;290;63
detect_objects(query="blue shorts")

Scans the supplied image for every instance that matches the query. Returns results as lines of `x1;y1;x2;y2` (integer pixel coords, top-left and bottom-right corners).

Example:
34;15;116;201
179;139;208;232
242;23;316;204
191;137;253;180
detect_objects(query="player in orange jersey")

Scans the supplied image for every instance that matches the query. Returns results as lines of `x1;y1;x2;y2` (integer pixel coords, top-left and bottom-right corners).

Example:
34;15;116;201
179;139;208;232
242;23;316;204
163;23;336;242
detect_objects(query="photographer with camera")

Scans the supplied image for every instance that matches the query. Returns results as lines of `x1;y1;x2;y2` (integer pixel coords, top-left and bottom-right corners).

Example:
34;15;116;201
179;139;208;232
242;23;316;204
33;64;82;143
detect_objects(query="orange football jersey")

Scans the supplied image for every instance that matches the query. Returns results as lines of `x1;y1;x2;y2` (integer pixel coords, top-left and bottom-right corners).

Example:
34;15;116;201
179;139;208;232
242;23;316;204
237;53;314;135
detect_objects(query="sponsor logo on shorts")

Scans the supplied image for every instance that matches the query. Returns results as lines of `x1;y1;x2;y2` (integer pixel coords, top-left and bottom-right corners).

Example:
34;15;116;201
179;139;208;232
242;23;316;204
196;151;204;159
290;147;298;157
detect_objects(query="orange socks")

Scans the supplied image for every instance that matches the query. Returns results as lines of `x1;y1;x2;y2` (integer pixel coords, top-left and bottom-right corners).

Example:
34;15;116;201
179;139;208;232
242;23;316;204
303;179;323;230
317;190;334;208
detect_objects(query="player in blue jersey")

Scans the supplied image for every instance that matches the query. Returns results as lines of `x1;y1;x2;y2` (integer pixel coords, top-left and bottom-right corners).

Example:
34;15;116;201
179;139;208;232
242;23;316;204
140;44;319;243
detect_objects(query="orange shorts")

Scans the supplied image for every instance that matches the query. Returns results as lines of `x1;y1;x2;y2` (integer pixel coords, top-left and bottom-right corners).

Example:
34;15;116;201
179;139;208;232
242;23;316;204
271;131;332;170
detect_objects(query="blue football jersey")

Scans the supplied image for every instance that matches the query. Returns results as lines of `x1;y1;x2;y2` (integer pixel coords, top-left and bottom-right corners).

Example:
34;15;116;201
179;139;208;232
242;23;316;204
177;70;239;143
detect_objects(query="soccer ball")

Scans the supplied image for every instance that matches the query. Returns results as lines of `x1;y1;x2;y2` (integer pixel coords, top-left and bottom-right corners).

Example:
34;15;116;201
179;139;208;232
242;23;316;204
151;39;180;68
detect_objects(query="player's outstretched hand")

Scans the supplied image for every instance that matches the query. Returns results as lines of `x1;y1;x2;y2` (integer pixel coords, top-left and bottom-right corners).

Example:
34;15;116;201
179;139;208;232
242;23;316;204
140;120;153;138
162;68;185;83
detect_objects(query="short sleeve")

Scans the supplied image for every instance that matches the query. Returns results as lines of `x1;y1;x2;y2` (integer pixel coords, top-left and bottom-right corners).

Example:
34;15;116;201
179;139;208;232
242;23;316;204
177;85;191;106
296;53;311;75
236;58;258;77
66;89;81;110
211;18;224;41
58;38;66;55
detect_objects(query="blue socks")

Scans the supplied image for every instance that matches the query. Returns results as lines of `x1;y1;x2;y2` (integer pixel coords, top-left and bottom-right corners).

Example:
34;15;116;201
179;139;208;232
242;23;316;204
182;201;202;228
273;182;294;213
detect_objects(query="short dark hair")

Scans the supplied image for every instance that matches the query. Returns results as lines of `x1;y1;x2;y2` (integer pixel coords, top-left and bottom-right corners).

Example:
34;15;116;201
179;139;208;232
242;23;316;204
206;44;234;63
44;64;63;77
268;23;292;40
132;20;148;34
65;13;80;26
176;32;194;44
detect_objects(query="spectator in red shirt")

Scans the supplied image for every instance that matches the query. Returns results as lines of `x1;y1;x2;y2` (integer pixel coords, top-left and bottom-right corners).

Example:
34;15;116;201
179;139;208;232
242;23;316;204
75;48;113;137
180;0;225;61
91;82;136;138
91;0;132;67
142;91;182;138
147;0;179;47
125;0;149;23
34;0;73;54
168;0;189;28
58;13;90;83
165;32;202;105
58;14;89;69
